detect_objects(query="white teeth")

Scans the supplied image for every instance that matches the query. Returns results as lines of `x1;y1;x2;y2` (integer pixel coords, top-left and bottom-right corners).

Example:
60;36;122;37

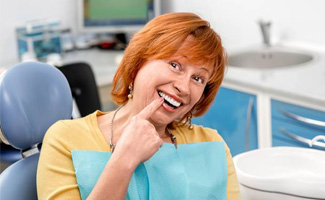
158;91;181;107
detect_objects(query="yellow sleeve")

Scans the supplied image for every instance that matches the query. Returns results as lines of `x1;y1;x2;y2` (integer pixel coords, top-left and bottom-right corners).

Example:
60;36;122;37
224;144;241;200
37;121;81;200
212;131;241;200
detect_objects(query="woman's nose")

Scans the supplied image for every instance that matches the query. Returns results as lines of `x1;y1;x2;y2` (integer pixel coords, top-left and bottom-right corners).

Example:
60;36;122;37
173;79;190;96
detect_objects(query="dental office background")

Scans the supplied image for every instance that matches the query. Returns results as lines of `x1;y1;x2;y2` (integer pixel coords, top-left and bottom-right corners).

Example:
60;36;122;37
1;0;325;68
1;1;325;199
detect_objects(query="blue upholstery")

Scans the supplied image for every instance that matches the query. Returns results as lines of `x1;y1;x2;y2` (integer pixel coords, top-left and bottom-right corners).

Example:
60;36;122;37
0;154;39;199
0;62;73;200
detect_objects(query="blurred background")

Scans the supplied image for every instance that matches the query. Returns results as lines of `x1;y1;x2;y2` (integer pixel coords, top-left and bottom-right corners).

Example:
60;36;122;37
0;2;324;198
1;0;325;66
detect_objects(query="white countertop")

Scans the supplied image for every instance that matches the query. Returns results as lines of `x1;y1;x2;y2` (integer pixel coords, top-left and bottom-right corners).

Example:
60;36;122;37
224;46;325;107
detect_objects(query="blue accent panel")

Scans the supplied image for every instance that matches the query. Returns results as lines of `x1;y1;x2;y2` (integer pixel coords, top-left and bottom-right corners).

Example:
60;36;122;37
271;99;325;149
273;135;307;148
193;87;258;156
72;142;227;200
271;100;325;131
272;118;325;150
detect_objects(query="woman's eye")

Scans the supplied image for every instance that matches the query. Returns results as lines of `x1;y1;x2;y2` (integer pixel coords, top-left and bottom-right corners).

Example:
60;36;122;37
193;76;204;84
170;62;180;70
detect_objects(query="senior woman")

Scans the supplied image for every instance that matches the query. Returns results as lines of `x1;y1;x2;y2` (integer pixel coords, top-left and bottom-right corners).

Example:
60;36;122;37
37;12;241;200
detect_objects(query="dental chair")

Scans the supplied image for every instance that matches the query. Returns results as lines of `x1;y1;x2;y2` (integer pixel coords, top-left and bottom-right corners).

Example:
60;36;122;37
0;62;73;199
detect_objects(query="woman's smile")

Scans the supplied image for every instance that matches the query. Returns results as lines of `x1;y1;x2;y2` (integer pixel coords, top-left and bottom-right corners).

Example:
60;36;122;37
158;90;183;111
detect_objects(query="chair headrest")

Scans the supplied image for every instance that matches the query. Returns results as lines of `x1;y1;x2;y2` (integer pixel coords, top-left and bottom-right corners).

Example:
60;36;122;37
0;62;72;150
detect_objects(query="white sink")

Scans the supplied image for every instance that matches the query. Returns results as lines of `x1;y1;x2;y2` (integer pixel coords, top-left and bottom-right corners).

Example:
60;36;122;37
228;47;314;69
233;147;325;200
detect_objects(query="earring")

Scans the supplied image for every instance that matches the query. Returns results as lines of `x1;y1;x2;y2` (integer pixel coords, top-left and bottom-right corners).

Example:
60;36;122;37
187;112;193;130
127;83;133;99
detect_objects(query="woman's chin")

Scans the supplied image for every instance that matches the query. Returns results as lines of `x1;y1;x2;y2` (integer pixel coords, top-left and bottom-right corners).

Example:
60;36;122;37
150;113;177;127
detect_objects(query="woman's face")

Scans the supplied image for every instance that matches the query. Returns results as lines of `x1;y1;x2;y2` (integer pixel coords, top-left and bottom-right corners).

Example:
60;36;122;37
132;55;212;126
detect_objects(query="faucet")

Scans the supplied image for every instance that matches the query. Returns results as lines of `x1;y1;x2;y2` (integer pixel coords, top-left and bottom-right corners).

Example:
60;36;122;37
258;20;272;47
309;135;325;147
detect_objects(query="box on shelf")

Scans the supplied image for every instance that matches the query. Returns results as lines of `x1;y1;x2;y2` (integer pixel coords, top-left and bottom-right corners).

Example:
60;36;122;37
16;20;62;61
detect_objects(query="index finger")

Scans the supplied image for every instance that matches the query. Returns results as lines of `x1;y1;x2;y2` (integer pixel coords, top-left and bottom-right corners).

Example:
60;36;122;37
137;97;164;120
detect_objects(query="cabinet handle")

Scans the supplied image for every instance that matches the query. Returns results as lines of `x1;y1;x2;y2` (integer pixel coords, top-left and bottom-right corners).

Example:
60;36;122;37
245;98;254;151
280;109;325;127
279;127;325;148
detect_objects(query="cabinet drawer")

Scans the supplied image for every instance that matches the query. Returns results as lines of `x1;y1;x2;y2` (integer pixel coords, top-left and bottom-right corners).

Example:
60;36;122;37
271;100;325;131
272;118;325;149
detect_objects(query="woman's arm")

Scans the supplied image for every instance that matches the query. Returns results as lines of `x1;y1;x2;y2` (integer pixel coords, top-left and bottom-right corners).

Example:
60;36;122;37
37;121;82;200
225;145;242;200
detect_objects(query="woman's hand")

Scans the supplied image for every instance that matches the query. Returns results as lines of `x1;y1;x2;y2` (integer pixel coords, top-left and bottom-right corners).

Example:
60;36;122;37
112;98;164;167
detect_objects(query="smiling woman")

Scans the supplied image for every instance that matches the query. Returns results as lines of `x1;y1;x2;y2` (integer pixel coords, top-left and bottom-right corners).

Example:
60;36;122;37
112;12;226;117
37;12;241;200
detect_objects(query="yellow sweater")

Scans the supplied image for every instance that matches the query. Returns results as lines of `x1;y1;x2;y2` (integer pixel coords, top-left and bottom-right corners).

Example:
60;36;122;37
37;111;241;200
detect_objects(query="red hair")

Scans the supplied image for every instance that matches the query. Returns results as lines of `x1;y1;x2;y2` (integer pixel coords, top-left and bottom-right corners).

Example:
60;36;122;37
111;12;226;118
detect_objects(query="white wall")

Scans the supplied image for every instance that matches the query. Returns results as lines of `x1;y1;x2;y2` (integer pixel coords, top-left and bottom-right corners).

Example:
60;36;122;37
1;0;325;67
0;0;78;67
161;0;325;52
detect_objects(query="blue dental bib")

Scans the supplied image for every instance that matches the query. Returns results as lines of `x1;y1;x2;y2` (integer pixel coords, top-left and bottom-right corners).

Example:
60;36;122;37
72;142;227;200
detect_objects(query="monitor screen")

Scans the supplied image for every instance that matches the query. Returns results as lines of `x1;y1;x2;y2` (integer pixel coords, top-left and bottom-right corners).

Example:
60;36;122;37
77;0;160;33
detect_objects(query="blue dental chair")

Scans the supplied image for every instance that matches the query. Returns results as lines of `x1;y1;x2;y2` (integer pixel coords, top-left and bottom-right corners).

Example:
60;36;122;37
0;62;73;199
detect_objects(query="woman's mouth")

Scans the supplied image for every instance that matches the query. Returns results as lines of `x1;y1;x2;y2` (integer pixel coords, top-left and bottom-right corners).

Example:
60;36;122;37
158;91;182;110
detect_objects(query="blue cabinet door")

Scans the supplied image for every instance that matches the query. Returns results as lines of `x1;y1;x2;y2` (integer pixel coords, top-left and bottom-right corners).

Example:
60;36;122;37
193;87;258;156
271;99;325;149
272;118;325;150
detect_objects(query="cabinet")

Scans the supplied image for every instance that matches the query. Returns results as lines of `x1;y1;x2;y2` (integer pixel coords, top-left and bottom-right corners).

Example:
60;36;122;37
271;100;325;149
193;87;258;156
